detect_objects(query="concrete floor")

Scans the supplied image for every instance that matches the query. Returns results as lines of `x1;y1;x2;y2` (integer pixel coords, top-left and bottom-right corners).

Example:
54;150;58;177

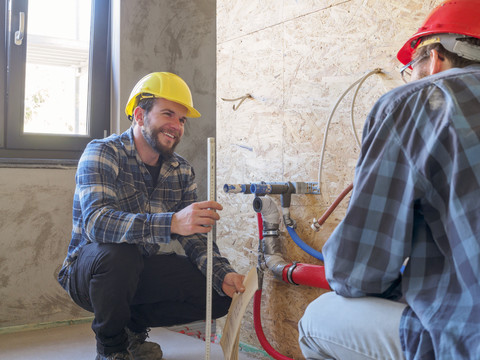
0;322;261;360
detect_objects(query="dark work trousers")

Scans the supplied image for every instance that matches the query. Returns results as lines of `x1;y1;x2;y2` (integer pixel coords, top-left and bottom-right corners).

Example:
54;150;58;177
68;242;232;356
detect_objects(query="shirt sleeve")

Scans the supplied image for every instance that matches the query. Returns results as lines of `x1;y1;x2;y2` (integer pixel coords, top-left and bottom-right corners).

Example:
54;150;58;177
323;98;417;299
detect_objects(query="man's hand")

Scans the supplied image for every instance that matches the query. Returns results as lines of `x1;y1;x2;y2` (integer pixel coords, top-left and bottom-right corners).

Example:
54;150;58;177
171;200;223;236
222;272;246;298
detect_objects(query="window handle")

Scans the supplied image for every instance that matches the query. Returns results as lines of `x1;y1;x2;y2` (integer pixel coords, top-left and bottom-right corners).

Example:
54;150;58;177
14;12;25;45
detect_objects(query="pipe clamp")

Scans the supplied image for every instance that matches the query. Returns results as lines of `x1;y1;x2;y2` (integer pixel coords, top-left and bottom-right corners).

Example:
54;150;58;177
263;230;279;237
287;261;299;285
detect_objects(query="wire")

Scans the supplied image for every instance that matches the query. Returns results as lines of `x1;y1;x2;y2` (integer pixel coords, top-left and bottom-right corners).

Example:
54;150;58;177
317;68;382;188
220;93;253;111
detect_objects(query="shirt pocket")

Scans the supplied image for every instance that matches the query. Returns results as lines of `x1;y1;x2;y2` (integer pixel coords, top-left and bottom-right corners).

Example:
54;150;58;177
116;177;147;213
151;186;184;213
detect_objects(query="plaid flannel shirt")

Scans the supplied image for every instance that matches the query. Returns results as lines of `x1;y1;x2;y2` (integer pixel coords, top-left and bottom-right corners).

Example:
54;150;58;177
58;127;235;296
323;65;480;359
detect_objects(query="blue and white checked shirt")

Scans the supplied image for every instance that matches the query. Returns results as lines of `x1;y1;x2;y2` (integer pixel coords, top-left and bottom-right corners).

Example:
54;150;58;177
323;65;480;359
58;127;235;296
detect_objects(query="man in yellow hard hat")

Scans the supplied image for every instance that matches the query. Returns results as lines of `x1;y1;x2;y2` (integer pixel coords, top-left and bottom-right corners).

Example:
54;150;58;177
58;72;245;360
299;1;480;359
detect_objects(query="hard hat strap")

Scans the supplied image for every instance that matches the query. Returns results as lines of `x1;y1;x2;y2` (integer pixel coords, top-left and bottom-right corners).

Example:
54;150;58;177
418;34;480;62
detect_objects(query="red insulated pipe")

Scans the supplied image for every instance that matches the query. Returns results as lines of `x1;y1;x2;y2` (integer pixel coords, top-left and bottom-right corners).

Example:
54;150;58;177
282;263;330;290
255;212;295;360
257;212;264;239
254;289;295;360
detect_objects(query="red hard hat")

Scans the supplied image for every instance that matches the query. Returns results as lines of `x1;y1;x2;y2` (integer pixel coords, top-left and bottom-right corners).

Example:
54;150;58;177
397;0;480;65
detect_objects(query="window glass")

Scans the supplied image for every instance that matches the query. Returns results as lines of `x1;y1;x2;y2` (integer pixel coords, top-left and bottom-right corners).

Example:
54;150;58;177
23;0;92;135
0;0;110;161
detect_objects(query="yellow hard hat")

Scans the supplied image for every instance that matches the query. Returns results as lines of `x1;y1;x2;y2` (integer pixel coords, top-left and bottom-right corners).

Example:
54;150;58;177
125;72;201;120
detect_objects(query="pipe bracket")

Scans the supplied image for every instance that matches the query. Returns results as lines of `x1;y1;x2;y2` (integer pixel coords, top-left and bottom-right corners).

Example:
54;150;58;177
286;261;299;285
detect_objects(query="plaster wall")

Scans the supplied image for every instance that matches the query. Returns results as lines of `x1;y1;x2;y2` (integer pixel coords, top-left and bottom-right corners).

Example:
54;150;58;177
0;168;88;327
0;0;216;328
116;0;217;200
216;0;443;358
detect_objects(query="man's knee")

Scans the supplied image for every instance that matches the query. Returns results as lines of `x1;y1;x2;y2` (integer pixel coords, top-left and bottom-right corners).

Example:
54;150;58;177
300;291;338;328
93;243;143;274
75;243;144;290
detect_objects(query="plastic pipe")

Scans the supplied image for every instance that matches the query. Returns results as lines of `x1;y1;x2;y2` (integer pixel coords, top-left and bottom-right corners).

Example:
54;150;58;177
254;196;282;225
253;214;329;360
254;289;295;360
257;212;263;238
250;182;290;195
223;183;252;194
255;199;290;279
286;226;324;262
282;262;330;290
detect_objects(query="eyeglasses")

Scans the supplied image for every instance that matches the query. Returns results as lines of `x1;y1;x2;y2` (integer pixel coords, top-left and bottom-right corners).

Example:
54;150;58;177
399;54;430;83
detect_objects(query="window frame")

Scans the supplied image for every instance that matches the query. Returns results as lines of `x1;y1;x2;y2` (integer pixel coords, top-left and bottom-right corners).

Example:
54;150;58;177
0;0;111;162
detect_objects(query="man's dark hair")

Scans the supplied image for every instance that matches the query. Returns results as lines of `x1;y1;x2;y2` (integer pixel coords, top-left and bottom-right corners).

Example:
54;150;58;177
137;95;157;115
414;36;480;68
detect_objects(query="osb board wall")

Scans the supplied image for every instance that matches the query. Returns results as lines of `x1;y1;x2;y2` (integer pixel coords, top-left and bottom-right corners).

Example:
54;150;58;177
216;0;443;358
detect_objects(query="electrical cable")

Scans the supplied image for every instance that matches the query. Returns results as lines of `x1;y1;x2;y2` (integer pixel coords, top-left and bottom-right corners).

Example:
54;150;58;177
350;70;382;148
317;68;382;188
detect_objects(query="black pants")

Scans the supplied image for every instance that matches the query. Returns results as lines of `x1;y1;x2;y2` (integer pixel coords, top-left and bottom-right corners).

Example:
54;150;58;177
68;243;232;355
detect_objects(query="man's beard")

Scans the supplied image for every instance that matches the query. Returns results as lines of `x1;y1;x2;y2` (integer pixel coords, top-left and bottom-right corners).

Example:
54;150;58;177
142;119;180;158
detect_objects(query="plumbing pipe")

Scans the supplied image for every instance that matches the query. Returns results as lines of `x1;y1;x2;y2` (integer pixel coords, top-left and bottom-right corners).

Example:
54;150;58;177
250;181;320;227
253;196;281;225
254;197;289;279
286;226;325;262
252;183;295;227
254;210;295;360
250;182;291;196
282;262;330;290
254;212;330;360
254;289;295;360
223;183;252;194
311;182;353;232
256;212;266;271
250;181;320;196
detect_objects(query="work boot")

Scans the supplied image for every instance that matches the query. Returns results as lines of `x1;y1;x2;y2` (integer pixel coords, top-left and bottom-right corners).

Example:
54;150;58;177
125;327;163;360
95;351;132;360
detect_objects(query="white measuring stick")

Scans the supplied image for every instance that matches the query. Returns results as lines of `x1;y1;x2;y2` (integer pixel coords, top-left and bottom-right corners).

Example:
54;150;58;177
205;137;215;360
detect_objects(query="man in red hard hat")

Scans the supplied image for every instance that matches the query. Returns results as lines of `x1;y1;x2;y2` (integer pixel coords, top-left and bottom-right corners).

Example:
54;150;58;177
58;72;245;360
299;1;480;359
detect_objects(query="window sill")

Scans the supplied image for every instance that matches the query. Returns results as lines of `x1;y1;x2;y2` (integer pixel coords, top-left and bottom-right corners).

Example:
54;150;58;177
0;157;78;169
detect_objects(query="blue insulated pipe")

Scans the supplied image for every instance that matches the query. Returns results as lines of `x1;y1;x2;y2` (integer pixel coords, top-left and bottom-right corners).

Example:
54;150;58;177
286;226;324;262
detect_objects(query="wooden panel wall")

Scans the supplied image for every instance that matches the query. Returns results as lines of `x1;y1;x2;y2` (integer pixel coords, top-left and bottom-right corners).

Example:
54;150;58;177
216;1;443;358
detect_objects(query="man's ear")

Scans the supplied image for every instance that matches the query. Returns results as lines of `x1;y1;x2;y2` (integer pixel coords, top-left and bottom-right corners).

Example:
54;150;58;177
428;49;451;75
133;107;145;126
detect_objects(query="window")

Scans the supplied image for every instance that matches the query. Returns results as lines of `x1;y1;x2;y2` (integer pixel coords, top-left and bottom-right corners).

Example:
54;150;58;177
0;0;110;162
